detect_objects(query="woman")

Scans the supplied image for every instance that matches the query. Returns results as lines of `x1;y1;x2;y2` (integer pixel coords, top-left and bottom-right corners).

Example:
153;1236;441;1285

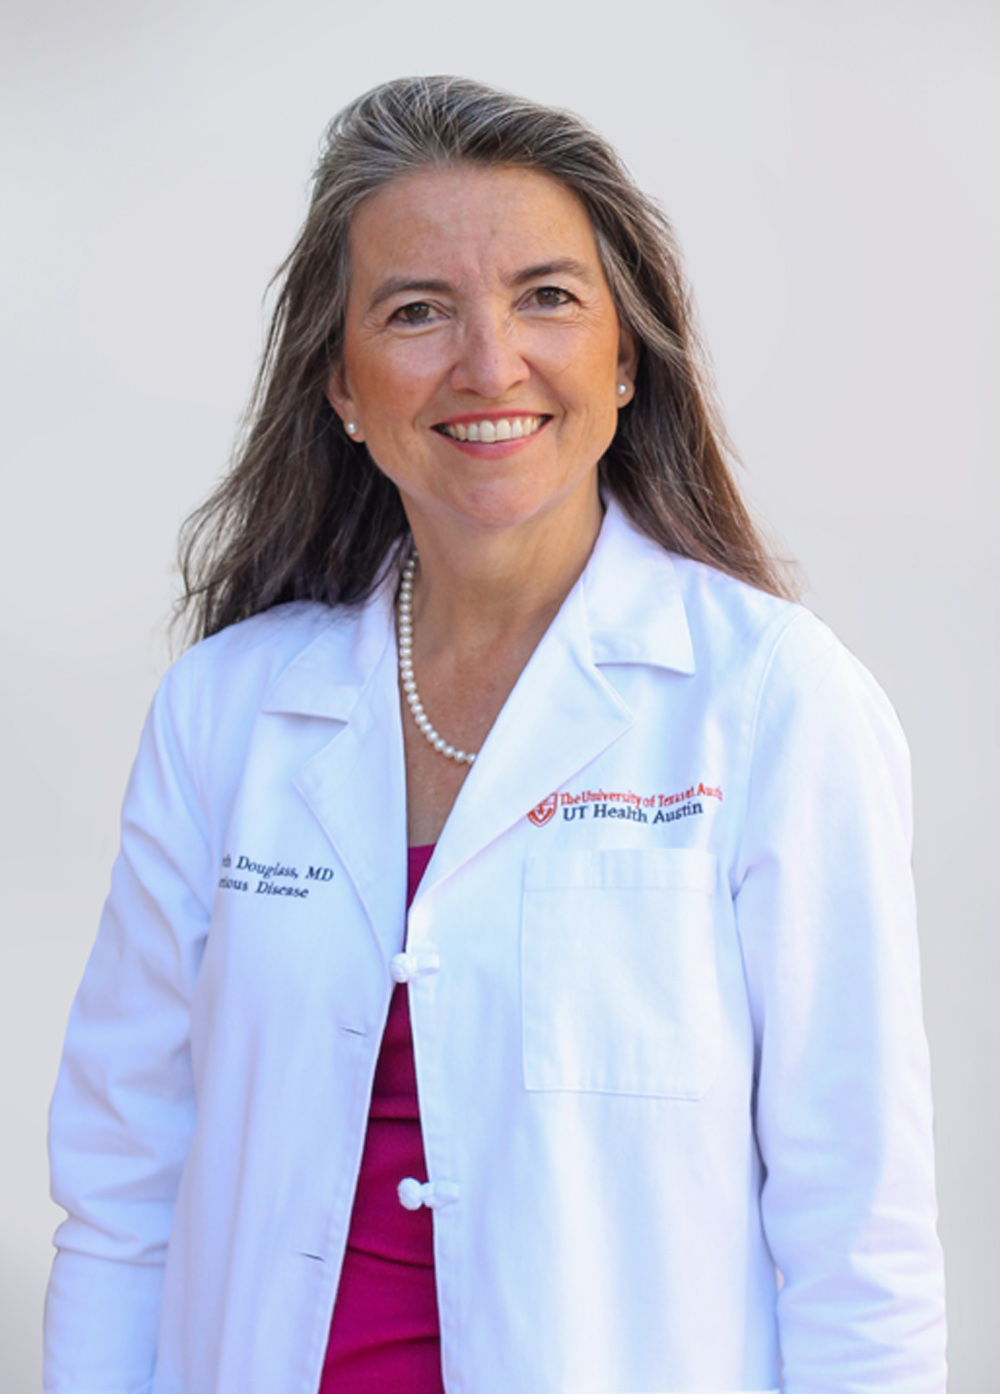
44;76;946;1393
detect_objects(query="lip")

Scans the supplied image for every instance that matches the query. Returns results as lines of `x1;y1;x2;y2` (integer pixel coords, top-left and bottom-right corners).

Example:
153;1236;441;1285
432;412;551;453
433;415;551;457
434;410;551;427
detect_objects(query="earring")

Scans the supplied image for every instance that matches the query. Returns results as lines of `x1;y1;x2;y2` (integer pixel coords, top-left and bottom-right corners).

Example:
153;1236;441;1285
346;421;357;435
617;383;628;397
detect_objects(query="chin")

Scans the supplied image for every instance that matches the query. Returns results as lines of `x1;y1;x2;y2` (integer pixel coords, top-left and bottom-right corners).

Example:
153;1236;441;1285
439;489;582;536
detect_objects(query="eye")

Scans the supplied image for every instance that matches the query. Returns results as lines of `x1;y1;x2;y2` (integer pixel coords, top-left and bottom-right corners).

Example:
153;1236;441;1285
530;286;574;308
391;301;436;324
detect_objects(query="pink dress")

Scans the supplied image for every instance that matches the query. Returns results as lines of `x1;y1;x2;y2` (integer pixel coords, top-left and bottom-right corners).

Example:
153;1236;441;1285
319;844;444;1393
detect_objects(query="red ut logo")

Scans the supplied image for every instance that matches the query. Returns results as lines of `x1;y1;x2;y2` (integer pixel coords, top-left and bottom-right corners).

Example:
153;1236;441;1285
527;793;558;827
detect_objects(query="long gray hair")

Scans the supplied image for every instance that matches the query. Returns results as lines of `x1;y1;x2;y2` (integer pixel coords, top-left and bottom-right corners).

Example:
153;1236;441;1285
177;75;793;641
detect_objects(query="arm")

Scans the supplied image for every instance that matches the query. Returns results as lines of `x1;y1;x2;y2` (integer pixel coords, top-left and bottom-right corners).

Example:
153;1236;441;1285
44;657;213;1393
734;611;946;1392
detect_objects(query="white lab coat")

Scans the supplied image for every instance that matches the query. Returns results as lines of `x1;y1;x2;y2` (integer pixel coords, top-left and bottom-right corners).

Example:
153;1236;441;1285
45;500;946;1394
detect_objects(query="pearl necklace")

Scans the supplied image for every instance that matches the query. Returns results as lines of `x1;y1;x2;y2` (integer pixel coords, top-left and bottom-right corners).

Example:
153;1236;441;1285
398;553;477;765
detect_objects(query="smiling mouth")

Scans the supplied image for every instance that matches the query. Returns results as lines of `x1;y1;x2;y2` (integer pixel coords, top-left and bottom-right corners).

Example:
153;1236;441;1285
435;415;548;443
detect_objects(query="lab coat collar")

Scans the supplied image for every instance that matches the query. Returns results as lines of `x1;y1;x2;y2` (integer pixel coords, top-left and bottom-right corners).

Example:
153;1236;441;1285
261;498;694;723
261;573;398;723
582;497;695;675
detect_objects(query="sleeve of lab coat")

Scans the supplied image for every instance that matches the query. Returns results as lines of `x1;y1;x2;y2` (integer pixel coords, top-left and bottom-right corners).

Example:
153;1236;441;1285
733;610;947;1393
44;655;214;1393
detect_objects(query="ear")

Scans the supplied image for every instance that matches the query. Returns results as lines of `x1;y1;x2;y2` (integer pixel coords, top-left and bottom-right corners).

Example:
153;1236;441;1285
325;363;366;443
616;324;639;405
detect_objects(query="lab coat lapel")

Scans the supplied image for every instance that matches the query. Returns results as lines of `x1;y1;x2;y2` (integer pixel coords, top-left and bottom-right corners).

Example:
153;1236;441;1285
265;588;408;967
426;578;633;891
425;501;696;892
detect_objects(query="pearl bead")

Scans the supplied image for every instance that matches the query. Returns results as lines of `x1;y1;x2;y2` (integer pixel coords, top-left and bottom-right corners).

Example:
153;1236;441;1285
398;550;480;764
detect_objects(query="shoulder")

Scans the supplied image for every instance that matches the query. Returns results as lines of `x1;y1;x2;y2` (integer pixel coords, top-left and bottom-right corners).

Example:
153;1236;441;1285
134;600;376;833
153;600;362;745
594;505;895;729
666;554;826;699
657;561;916;870
173;600;344;683
675;552;875;683
670;554;801;653
667;554;907;768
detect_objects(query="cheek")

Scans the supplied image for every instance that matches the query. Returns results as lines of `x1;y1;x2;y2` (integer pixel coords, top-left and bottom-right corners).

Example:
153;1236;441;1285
378;338;449;401
354;365;404;415
561;362;619;432
560;328;621;404
560;348;622;460
346;337;429;418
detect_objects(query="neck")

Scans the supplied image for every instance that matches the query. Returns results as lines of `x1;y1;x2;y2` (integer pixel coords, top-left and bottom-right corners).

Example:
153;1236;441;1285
403;489;604;654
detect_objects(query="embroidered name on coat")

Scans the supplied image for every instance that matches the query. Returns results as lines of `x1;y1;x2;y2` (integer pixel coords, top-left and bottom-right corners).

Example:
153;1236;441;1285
216;853;335;898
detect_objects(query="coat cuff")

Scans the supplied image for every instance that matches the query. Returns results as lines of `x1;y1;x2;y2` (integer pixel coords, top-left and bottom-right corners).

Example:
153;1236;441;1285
44;1249;162;1393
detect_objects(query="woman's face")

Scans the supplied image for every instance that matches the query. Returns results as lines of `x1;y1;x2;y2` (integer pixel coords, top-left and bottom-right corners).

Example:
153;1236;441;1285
328;163;636;541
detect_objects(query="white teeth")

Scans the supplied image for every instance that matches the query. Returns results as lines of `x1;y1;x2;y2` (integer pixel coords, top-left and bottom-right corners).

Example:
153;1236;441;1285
440;415;543;443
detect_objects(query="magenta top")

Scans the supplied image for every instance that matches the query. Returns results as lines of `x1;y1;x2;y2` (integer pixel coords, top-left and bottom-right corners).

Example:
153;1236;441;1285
319;844;443;1393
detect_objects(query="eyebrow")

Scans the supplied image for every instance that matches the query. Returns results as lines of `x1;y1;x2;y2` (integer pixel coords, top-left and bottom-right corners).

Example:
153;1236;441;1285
509;258;593;287
368;258;594;308
369;277;452;309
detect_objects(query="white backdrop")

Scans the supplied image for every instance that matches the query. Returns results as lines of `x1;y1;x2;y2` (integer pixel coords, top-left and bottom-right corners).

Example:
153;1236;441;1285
2;1;997;1389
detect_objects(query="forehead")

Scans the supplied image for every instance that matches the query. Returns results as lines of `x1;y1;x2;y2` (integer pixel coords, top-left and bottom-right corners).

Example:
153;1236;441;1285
347;164;602;290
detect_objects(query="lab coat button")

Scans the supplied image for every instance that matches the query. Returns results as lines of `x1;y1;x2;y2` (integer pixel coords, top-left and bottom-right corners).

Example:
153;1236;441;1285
397;1177;460;1210
390;951;440;984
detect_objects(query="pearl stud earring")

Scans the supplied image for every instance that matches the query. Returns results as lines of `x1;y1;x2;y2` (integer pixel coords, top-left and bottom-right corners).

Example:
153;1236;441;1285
617;383;628;397
346;421;357;435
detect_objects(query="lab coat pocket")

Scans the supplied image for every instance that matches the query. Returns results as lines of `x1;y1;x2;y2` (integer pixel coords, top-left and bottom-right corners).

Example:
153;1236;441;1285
521;848;721;1098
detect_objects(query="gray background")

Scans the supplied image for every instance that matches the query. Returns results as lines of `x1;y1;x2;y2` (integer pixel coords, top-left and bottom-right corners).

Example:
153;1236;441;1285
2;1;997;1388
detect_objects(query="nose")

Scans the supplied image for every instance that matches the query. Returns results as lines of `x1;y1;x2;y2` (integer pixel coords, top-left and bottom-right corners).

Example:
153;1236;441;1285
449;305;530;398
